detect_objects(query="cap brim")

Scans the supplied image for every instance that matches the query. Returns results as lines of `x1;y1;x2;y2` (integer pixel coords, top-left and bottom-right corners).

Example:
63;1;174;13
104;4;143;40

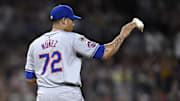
70;15;81;20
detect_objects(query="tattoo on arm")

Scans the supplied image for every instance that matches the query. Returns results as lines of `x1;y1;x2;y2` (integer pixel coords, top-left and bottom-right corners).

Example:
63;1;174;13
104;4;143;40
102;22;136;60
104;36;124;54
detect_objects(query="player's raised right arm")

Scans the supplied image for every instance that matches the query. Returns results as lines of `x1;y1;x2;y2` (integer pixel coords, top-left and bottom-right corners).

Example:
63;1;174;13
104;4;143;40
102;18;144;60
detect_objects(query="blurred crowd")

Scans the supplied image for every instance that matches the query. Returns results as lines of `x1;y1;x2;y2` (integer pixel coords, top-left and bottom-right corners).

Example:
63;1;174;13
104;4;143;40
0;0;180;101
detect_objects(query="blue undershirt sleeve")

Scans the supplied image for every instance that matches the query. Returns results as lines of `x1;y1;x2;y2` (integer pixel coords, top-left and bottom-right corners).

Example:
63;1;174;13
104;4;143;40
93;45;105;59
25;71;36;79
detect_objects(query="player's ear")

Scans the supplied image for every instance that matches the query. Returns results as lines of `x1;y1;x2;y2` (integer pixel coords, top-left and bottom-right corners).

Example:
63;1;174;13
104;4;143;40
64;18;69;25
60;18;66;25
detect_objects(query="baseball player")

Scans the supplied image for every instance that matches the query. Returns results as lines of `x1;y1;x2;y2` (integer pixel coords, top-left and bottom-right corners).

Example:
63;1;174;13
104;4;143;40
25;5;144;101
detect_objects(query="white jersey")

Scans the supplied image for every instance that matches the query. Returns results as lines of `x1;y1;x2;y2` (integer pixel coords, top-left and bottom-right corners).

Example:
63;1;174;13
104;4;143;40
25;30;100;87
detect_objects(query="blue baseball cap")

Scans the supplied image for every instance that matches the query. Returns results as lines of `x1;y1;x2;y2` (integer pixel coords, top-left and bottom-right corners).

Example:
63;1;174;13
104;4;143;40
50;5;81;21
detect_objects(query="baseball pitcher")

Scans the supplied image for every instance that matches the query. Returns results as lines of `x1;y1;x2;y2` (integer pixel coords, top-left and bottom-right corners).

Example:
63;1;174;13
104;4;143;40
25;5;144;101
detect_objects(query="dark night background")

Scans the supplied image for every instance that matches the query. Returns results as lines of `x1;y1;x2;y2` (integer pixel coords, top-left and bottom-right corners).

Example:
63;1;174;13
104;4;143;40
0;0;180;101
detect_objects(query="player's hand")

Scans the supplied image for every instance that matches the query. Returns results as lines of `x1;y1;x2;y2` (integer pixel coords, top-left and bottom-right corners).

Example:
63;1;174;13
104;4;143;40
132;18;144;32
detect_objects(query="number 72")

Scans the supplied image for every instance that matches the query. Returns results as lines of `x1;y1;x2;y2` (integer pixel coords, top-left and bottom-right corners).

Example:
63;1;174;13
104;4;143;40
39;51;62;75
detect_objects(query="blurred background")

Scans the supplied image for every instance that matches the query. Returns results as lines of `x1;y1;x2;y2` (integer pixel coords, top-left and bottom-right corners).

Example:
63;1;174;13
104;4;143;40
0;0;180;101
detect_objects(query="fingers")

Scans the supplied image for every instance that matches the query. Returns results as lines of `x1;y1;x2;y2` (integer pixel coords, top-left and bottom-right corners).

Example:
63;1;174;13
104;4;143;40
132;18;144;32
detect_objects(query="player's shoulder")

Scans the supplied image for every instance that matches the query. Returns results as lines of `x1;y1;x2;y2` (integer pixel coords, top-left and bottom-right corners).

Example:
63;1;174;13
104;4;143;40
65;31;84;38
28;31;84;46
60;31;85;41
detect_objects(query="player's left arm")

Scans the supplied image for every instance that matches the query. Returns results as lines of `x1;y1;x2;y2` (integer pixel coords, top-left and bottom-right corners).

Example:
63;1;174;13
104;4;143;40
25;43;37;84
25;71;37;84
26;78;36;84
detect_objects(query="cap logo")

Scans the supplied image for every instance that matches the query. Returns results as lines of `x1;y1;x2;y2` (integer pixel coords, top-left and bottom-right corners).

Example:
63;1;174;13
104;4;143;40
50;16;53;20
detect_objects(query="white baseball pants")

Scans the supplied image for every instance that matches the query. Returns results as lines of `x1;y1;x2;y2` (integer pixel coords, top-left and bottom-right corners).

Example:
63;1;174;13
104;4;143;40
37;85;84;101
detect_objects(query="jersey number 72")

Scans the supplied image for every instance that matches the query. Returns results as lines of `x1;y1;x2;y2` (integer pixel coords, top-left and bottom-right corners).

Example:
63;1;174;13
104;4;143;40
39;51;62;75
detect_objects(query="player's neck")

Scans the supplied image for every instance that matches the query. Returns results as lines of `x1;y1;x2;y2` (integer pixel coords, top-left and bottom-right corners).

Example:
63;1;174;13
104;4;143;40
51;25;64;32
51;24;72;32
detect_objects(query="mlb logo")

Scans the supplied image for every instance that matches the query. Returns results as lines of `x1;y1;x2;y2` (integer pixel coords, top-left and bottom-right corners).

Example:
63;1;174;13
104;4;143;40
86;41;96;48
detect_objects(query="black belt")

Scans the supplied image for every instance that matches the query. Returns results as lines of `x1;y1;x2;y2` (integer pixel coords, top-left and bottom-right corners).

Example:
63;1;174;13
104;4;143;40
61;82;81;87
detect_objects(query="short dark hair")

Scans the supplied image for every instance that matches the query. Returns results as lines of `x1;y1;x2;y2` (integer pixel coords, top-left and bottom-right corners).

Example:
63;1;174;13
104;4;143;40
52;20;60;25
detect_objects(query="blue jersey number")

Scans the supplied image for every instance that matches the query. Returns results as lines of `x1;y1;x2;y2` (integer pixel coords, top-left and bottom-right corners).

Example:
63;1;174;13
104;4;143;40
39;51;62;75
